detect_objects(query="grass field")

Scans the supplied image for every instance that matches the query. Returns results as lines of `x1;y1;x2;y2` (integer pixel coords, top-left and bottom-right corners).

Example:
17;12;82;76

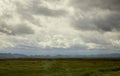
0;58;120;76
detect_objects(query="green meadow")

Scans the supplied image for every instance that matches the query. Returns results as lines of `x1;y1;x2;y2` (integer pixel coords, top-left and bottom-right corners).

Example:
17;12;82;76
0;58;120;76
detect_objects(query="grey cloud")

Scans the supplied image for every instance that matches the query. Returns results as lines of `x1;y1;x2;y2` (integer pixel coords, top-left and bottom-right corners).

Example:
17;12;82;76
0;22;12;35
0;27;11;35
73;17;97;31
80;33;110;46
73;12;120;32
70;0;120;50
70;0;120;11
14;0;67;27
0;15;13;35
32;7;66;17
12;24;34;35
0;13;34;35
94;13;120;31
70;0;120;32
0;22;34;35
16;0;66;19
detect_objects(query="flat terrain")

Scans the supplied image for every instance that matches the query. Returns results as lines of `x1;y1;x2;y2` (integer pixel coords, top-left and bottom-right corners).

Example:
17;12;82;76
0;58;120;76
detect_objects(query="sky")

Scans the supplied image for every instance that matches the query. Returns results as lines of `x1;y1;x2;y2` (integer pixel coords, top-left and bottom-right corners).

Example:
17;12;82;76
0;0;120;55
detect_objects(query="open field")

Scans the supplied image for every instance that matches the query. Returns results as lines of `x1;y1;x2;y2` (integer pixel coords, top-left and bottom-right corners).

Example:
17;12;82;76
0;58;120;76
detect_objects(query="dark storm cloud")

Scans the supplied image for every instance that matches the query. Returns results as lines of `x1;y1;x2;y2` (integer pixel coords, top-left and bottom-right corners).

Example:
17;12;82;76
70;0;120;32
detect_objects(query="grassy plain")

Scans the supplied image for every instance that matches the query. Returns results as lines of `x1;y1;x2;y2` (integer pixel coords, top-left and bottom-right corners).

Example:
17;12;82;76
0;58;120;76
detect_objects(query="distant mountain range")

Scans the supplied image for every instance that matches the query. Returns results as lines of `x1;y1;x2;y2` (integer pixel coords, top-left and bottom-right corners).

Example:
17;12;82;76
0;53;28;58
0;53;120;58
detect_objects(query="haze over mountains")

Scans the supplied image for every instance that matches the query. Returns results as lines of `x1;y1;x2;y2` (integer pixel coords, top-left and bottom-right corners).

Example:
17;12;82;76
0;53;120;58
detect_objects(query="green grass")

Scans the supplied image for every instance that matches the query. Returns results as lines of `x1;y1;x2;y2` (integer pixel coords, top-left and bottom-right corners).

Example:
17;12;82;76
0;58;120;76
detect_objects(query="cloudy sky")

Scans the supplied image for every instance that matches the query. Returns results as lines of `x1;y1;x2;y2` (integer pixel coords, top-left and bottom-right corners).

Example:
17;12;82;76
0;0;120;55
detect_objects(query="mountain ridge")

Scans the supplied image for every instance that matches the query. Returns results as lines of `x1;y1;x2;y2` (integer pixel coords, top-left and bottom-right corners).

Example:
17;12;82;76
0;53;120;58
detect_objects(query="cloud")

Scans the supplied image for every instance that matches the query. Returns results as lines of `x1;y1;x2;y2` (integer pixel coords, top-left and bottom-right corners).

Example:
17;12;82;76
0;22;34;35
0;40;14;48
0;0;120;54
69;0;120;32
70;0;120;11
72;11;120;32
29;6;66;17
0;23;12;35
0;35;15;48
94;13;120;31
12;24;34;35
68;0;120;50
16;0;67;20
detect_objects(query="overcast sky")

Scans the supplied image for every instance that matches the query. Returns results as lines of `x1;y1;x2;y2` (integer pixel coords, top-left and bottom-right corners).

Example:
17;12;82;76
0;0;120;55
